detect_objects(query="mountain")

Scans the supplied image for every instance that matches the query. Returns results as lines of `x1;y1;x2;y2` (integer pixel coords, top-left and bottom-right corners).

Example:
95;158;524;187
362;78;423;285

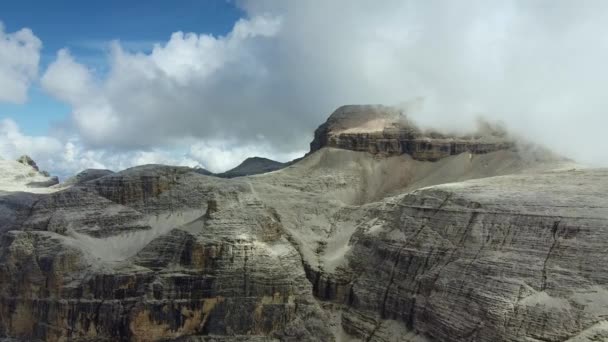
310;105;515;160
216;157;286;178
0;105;605;342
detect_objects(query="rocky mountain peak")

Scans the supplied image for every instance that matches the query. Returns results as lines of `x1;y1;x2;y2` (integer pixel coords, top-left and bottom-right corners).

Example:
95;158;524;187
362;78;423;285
310;104;515;161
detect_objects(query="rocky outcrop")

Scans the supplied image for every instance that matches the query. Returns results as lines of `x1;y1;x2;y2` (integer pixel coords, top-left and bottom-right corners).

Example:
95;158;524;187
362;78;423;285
0;156;59;192
16;155;38;171
81;165;194;212
310;105;514;161
16;155;56;185
0;105;603;342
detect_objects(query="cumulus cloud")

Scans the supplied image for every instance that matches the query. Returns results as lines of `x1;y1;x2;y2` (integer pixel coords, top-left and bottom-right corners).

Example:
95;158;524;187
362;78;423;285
41;15;285;149
0;22;41;103
0;119;62;157
37;0;608;169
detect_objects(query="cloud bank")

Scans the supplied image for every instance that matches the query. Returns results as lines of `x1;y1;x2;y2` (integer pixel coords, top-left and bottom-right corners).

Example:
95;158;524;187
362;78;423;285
3;0;608;177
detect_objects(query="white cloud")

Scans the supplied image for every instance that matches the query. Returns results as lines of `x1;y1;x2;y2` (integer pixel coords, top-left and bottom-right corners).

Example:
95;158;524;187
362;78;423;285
41;15;284;149
41;49;96;105
0;119;304;179
2;18;304;177
34;0;608;169
0;119;200;179
0;22;41;103
0;118;62;158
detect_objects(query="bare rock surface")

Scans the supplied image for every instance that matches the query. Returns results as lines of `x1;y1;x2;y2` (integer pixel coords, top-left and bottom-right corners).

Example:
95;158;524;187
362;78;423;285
0;106;604;342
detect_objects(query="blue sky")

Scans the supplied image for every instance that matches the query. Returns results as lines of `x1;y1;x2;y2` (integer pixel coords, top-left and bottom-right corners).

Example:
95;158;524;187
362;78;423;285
0;0;242;136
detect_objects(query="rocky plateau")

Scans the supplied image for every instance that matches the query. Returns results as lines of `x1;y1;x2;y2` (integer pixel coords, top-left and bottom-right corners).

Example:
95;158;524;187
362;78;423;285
0;105;606;342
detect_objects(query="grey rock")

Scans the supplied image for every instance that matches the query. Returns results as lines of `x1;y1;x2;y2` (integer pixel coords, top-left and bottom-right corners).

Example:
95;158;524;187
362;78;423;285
0;105;604;342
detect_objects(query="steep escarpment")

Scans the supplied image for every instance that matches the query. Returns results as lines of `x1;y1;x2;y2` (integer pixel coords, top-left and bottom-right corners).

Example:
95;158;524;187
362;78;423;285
0;105;604;342
310;105;514;161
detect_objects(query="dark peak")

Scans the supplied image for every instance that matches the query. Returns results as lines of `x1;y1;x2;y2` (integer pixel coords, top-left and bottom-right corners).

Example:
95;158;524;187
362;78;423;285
240;156;283;165
217;156;286;178
16;155;39;171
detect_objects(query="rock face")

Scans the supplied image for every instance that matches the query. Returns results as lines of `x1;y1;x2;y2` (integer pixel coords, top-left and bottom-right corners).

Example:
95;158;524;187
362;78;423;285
0;105;605;342
310;105;514;161
217;157;286;178
339;170;608;342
